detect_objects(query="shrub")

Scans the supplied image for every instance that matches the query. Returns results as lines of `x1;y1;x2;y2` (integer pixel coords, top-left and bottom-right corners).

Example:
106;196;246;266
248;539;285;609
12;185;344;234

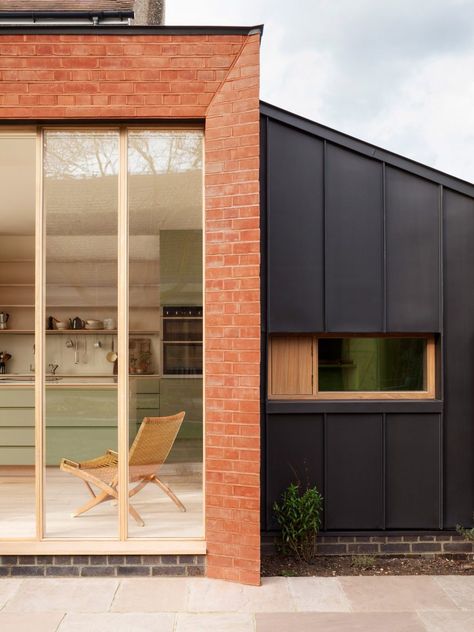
273;482;323;563
351;555;376;570
456;513;474;542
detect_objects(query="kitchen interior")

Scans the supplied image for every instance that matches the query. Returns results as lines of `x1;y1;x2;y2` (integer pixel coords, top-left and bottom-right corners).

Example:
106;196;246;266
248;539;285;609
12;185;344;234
0;129;204;539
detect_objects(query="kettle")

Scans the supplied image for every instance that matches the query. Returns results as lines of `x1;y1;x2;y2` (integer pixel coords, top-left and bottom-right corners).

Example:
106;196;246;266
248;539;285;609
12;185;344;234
0;312;9;330
70;317;85;330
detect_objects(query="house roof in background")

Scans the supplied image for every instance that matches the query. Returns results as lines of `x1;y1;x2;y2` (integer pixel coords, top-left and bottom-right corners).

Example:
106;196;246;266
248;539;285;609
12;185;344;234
0;1;134;11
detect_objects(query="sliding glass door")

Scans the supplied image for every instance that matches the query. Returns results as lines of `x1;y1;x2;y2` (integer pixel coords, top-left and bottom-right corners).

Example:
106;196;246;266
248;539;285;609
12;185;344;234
0;132;37;538
127;130;203;538
0;126;204;544
43;131;119;538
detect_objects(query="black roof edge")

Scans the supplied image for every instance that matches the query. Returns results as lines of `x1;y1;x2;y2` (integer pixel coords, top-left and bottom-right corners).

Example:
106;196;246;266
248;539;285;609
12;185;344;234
0;24;264;36
0;11;134;19
260;100;474;199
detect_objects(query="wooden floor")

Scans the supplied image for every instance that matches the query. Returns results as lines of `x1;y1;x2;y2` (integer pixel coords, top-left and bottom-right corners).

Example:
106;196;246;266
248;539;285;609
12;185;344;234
0;466;203;539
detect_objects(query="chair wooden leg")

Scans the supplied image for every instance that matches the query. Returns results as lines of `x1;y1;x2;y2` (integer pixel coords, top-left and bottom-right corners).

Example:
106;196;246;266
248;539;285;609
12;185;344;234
73;490;112;517
152;476;186;512
129;477;152;498
83;481;96;498
128;503;145;527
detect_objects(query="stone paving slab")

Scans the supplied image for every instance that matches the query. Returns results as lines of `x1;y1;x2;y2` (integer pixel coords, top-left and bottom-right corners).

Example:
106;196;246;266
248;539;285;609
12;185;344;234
176;613;254;632
287;576;351;611
3;578;118;613
417;610;474;632
433;576;474;610
111;577;188;612
187;577;293;613
0;579;22;609
255;612;426;632
58;612;175;632
338;576;459;612
0;611;65;632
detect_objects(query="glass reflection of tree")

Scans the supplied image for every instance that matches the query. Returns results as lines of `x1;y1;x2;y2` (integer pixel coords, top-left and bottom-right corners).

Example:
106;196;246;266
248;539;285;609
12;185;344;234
128;132;202;175
44;133;119;179
44;131;202;179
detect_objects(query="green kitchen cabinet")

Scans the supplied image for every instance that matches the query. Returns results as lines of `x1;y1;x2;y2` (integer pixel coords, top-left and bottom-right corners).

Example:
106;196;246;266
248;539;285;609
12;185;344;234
160;377;203;463
0;388;35;465
45;388;117;465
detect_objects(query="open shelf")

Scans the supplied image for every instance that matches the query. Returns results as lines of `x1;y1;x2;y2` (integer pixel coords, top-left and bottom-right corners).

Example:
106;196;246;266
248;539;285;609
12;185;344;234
0;330;160;335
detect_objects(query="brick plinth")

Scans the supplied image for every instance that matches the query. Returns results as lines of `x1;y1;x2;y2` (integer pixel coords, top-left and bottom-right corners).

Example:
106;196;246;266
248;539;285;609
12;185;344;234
262;533;474;558
0;555;205;577
0;30;261;585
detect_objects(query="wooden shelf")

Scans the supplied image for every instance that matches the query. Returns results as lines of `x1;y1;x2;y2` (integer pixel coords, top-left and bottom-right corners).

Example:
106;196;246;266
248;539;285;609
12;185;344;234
0;330;160;335
163;340;203;344
0;330;34;334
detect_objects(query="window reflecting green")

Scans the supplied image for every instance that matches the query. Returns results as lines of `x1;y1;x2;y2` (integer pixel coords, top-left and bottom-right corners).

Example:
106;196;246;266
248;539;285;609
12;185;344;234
318;338;426;392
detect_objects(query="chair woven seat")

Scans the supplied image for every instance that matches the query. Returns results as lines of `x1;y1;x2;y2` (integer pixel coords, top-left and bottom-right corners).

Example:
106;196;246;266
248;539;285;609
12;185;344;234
60;412;186;526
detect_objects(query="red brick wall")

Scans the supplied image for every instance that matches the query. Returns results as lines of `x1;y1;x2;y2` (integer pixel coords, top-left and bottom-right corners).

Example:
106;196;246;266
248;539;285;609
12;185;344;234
0;31;261;585
0;33;248;118
205;34;261;585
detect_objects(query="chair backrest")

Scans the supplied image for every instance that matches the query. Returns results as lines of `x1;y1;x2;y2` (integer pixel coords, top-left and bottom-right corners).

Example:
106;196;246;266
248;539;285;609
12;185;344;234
129;412;185;469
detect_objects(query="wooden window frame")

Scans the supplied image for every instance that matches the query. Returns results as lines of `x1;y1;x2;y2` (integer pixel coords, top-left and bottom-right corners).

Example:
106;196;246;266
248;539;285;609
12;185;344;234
268;333;436;400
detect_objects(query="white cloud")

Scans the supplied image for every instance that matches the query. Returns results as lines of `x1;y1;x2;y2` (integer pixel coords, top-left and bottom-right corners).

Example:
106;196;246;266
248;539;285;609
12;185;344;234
166;0;474;182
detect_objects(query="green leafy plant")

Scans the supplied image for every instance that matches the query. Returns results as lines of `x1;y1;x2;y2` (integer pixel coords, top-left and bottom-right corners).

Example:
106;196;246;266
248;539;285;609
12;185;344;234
351;555;376;570
456;513;474;542
273;482;323;563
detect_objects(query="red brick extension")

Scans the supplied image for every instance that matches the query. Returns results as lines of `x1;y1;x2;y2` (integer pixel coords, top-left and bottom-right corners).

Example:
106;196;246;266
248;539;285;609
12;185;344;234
0;32;261;585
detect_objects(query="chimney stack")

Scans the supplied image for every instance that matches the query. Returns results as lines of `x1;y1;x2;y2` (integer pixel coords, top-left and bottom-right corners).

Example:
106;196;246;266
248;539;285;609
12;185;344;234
133;0;165;25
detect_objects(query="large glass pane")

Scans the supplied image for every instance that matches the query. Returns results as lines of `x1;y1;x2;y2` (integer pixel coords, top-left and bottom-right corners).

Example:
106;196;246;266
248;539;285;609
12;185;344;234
44;131;119;538
318;337;426;392
0;133;36;538
128;130;203;537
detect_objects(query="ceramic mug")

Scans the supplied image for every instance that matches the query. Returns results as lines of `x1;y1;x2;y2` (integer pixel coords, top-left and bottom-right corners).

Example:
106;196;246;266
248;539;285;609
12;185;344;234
103;318;116;330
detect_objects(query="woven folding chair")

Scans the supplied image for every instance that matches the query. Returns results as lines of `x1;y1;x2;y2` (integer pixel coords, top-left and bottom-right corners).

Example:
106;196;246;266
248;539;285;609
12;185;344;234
60;412;186;527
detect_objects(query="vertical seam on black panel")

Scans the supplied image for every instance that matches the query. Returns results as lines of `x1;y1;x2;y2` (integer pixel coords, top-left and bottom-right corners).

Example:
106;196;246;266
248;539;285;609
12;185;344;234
439;184;444;529
382;412;386;530
438;413;443;529
260;114;269;532
382;162;387;332
438;184;443;333
322;140;327;332
323;412;327;531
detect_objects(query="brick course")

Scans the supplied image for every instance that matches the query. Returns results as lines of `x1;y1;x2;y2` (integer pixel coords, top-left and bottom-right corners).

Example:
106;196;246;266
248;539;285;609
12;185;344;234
262;533;474;558
0;555;205;577
0;31;261;585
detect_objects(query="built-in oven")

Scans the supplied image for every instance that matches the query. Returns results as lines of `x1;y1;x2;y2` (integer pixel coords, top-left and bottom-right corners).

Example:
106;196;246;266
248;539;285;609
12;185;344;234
162;306;203;375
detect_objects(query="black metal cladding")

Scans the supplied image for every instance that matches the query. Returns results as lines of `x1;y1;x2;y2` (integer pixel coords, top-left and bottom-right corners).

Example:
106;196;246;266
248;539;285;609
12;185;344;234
386;167;441;332
261;102;474;533
267;119;324;332
325;414;384;530
385;414;441;529
325;145;384;331
443;189;474;527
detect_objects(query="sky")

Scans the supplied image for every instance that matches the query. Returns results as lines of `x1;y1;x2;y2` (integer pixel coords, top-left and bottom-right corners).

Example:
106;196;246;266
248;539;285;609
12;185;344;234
167;0;474;183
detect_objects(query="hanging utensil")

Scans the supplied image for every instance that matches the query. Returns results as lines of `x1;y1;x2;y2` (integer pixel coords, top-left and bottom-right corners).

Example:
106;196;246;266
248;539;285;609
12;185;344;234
74;337;79;365
106;336;118;363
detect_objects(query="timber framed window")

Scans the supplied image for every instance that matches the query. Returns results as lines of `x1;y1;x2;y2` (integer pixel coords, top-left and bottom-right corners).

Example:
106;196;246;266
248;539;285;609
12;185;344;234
268;334;436;400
